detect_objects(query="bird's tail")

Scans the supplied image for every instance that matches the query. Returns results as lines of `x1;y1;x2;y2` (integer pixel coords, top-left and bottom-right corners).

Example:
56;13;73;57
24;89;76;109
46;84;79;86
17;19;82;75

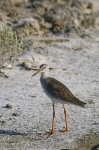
73;97;86;108
78;100;86;107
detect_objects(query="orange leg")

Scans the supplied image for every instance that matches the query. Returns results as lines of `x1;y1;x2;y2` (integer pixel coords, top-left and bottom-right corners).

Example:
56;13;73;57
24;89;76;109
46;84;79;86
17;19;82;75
45;103;55;137
59;104;69;132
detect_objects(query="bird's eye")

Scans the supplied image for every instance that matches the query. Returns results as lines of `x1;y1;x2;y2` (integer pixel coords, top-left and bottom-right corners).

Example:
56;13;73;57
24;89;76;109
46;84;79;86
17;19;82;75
41;67;46;70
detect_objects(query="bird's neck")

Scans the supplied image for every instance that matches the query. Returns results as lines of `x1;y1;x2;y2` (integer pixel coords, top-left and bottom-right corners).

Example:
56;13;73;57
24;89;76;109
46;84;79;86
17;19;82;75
41;72;48;80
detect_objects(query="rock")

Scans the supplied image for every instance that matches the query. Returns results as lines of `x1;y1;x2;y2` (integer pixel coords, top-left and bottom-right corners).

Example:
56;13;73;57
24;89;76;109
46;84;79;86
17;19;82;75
5;104;13;109
0;0;98;37
12;112;20;116
43;0;95;34
6;63;13;69
0;120;5;125
13;18;41;36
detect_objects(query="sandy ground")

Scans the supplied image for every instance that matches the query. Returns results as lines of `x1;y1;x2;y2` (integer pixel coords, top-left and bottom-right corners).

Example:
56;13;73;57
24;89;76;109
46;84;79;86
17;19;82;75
0;28;99;150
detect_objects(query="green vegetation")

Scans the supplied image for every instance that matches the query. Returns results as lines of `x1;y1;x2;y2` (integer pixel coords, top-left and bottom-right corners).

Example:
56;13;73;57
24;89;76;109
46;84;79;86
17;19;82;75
0;26;23;77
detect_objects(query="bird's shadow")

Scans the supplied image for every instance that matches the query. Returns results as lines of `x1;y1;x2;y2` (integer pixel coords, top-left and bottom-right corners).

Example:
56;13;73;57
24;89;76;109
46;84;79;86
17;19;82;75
0;129;44;137
0;129;25;135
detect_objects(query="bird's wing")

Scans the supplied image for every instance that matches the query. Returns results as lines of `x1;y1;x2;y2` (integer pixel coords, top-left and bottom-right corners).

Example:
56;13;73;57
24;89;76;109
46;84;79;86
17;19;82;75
46;77;76;103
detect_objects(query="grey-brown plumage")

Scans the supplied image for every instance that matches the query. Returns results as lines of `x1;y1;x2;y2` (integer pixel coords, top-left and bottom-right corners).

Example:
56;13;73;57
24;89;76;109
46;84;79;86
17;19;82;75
41;76;86;107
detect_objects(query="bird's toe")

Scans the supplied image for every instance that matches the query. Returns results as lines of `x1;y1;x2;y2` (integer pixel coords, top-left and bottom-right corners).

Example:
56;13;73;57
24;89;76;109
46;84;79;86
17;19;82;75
45;129;54;137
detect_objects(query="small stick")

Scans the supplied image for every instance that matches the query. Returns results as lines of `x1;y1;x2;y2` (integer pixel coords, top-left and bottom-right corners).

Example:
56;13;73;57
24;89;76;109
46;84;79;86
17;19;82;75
32;37;69;43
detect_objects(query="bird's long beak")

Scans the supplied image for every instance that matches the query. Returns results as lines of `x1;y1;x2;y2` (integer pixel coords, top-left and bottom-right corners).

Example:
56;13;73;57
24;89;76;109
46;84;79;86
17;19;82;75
32;69;41;77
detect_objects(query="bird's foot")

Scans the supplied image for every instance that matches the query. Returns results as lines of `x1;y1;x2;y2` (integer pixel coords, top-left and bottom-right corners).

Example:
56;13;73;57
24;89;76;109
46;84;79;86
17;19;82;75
45;129;54;138
59;128;68;132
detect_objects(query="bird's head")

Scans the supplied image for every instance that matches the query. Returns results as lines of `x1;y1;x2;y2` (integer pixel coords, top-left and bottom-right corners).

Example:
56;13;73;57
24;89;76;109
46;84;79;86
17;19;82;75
32;64;49;76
